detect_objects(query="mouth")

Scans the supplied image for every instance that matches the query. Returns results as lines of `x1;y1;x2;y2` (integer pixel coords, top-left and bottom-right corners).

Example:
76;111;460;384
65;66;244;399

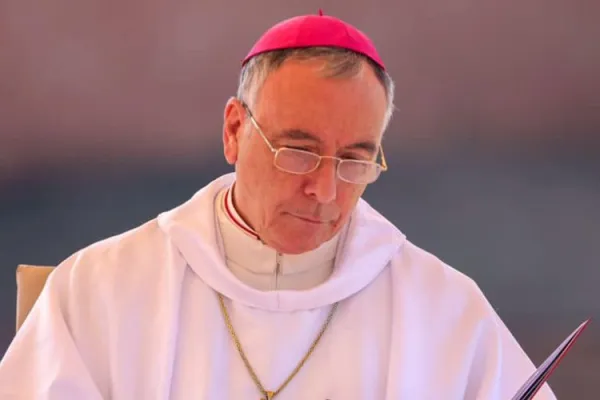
290;214;328;225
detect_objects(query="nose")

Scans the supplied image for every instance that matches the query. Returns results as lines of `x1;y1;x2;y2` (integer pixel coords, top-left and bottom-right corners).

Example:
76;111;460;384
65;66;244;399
304;158;338;204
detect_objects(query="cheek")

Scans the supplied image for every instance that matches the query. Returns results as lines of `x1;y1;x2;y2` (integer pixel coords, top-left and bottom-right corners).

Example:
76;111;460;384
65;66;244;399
266;175;305;207
260;176;309;220
238;142;275;187
243;157;300;216
336;185;365;215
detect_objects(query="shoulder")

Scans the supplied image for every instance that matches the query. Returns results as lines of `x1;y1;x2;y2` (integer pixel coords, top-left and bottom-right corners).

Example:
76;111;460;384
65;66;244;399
46;217;181;306
391;239;495;317
395;240;477;287
356;199;481;292
34;216;192;344
57;218;168;276
353;199;491;313
46;174;233;302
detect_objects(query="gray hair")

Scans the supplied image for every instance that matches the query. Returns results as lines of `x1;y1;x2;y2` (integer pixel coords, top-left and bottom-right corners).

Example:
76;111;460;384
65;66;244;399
236;47;396;132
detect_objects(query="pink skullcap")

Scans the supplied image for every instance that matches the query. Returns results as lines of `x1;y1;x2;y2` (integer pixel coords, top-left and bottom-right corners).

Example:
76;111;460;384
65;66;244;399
242;10;385;70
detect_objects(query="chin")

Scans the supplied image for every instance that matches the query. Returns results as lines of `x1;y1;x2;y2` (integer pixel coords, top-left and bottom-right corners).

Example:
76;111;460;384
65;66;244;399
271;240;321;255
267;229;333;255
263;215;340;254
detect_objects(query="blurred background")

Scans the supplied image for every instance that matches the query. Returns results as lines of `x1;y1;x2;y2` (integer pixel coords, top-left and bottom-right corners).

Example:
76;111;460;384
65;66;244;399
1;0;598;397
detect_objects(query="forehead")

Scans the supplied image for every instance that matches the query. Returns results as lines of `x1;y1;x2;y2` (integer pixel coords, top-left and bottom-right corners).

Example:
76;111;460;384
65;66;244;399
254;58;388;146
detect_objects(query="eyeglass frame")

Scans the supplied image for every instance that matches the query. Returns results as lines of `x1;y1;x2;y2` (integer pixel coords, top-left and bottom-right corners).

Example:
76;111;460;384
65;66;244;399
239;100;388;185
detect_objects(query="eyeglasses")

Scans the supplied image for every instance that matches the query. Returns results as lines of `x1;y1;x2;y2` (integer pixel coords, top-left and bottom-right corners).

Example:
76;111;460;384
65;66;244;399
240;101;388;185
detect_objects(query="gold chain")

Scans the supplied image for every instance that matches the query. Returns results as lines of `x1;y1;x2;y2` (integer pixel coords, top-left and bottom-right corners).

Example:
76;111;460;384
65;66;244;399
217;293;338;400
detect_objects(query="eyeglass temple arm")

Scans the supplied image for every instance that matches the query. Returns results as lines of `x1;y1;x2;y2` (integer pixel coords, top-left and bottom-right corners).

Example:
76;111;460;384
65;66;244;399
379;146;388;171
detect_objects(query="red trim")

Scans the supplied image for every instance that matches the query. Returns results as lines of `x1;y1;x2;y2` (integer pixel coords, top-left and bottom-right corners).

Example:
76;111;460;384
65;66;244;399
224;187;260;240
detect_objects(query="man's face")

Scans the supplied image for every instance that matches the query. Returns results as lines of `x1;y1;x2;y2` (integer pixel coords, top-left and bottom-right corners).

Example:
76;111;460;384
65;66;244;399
223;58;387;254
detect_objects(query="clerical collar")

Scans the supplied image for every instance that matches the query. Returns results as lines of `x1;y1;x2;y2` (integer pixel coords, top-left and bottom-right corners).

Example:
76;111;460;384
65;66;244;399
216;184;343;291
223;183;260;241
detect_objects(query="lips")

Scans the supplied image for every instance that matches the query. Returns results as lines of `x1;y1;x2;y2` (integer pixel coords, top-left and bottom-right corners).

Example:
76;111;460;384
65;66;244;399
289;214;330;224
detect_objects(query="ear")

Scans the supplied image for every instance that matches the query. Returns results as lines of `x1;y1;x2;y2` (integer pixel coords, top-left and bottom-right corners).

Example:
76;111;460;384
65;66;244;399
223;97;244;165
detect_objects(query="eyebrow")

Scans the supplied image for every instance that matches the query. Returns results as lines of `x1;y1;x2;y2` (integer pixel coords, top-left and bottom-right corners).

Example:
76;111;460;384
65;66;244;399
274;129;378;155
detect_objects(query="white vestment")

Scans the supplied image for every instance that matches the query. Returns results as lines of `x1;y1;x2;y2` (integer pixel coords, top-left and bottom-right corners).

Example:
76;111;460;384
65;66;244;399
0;173;555;399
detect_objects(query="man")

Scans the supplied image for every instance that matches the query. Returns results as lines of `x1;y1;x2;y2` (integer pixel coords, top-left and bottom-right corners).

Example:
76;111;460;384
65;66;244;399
0;12;555;400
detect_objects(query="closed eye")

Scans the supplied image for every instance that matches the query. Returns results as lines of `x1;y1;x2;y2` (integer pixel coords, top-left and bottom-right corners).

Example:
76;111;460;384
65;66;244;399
284;145;316;152
339;153;371;161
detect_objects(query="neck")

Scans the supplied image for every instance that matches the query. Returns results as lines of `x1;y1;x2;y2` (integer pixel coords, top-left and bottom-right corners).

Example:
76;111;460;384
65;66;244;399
216;184;342;291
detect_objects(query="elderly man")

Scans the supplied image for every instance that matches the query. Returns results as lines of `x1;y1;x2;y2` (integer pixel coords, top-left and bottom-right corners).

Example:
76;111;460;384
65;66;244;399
0;12;555;400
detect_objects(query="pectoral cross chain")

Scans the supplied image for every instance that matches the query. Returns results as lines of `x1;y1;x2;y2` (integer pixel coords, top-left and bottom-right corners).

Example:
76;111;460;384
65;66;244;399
261;391;275;400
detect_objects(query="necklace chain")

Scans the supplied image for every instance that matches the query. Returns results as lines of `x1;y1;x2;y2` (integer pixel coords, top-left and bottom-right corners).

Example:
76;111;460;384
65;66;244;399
217;293;338;399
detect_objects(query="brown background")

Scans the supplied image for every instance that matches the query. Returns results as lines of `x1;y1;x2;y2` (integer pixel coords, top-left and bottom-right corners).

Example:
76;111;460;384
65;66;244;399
1;0;599;397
